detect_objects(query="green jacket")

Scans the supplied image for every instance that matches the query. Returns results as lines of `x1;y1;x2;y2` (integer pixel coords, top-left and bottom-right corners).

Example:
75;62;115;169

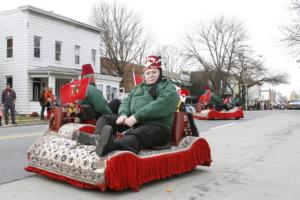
118;80;179;131
208;92;222;106
230;97;240;105
80;84;112;118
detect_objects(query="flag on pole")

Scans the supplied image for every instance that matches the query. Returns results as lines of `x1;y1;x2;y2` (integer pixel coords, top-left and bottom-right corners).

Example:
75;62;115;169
132;68;142;86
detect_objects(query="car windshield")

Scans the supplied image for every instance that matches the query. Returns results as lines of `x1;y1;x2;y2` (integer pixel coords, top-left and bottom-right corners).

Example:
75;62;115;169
289;100;300;103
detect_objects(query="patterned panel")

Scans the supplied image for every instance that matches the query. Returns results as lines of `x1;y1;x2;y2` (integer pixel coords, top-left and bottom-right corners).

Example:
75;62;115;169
27;135;106;185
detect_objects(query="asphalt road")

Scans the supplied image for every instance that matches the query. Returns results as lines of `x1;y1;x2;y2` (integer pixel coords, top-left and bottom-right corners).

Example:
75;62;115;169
0;110;299;200
0;124;48;184
0;111;269;185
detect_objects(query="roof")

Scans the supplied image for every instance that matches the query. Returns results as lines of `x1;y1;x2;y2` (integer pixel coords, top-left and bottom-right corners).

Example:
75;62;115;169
18;5;103;33
28;66;82;77
28;66;122;82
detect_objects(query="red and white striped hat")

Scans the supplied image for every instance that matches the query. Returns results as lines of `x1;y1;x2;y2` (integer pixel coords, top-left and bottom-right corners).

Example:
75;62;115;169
143;56;161;72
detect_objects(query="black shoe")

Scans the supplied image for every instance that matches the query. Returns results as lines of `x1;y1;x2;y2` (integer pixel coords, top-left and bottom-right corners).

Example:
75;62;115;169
76;131;96;145
95;125;113;157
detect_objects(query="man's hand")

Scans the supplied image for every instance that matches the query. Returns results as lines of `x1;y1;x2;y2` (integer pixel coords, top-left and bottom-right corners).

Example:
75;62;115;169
124;115;137;127
116;115;127;125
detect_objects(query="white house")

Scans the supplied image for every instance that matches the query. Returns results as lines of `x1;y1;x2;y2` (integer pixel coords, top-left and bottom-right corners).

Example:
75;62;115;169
0;5;121;114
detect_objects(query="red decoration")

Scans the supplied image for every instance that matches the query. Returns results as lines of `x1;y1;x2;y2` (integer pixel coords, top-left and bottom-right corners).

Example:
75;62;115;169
199;90;211;105
60;78;90;104
193;107;244;120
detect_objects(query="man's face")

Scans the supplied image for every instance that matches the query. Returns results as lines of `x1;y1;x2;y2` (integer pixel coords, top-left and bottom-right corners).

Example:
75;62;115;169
144;69;160;85
5;84;10;90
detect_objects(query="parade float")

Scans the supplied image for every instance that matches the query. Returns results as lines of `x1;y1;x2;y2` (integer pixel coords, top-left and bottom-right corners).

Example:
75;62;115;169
25;78;212;191
193;107;244;120
193;89;244;120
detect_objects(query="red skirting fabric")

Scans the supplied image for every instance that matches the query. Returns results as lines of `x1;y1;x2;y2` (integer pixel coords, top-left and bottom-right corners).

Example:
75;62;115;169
193;108;244;120
105;138;212;191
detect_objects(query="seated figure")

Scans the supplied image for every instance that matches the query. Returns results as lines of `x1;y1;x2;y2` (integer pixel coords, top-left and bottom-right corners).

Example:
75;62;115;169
198;86;228;111
77;56;179;156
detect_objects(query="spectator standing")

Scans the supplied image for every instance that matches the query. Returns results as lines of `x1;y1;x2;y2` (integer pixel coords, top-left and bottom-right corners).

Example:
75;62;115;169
1;83;17;125
39;87;48;120
44;87;55;120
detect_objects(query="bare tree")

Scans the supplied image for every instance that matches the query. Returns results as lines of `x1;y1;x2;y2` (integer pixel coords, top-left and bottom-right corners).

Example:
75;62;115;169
231;52;288;104
183;16;247;96
156;45;191;73
91;1;151;77
282;0;300;54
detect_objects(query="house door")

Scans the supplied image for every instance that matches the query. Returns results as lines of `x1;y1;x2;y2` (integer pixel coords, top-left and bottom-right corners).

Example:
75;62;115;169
6;76;13;88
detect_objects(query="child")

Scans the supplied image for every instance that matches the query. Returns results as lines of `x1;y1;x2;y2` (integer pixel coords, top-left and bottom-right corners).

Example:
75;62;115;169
0;103;3;126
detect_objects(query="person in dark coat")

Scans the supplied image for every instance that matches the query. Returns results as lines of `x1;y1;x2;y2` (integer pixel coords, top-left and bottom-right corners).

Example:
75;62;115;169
39;87;47;120
76;56;179;156
1;83;17;125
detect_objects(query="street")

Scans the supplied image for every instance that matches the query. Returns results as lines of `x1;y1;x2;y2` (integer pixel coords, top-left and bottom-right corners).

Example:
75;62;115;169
0;110;299;200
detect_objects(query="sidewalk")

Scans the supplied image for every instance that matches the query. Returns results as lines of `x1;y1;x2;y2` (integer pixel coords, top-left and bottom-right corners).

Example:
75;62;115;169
0;114;48;127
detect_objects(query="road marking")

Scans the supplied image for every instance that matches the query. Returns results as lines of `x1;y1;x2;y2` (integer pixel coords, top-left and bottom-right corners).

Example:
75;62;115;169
0;132;43;140
210;122;237;130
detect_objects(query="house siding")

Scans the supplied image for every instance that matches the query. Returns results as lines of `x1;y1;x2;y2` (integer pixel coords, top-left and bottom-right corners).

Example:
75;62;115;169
27;12;101;71
0;6;120;114
0;10;29;113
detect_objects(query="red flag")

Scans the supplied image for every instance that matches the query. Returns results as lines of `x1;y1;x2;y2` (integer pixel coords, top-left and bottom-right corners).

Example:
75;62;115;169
60;78;90;104
199;90;211;105
132;69;143;86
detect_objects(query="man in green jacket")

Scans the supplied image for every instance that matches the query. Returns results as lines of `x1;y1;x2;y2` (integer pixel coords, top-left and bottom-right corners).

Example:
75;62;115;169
78;64;112;121
199;86;228;111
229;94;240;108
77;56;179;156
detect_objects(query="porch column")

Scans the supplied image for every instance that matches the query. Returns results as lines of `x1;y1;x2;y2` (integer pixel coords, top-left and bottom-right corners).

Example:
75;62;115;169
48;75;56;90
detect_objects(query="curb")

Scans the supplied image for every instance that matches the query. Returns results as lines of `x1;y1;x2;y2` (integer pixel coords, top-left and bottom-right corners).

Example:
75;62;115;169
0;121;48;128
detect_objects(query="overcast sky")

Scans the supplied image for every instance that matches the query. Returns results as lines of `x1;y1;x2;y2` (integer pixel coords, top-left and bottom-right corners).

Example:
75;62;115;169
0;0;299;97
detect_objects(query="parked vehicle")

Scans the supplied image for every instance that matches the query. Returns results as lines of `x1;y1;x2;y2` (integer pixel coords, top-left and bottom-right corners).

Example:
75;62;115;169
287;99;300;109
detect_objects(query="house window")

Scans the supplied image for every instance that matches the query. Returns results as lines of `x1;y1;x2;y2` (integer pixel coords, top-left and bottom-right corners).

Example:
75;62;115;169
34;36;41;58
106;85;111;101
97;84;103;92
55;41;62;61
112;69;118;77
101;67;108;75
32;78;41;101
6;37;13;58
75;45;80;64
91;49;96;67
111;87;118;100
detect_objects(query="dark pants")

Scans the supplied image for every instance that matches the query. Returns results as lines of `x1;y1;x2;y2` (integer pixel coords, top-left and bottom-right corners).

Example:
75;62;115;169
40;104;46;120
95;115;170;154
4;104;15;124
